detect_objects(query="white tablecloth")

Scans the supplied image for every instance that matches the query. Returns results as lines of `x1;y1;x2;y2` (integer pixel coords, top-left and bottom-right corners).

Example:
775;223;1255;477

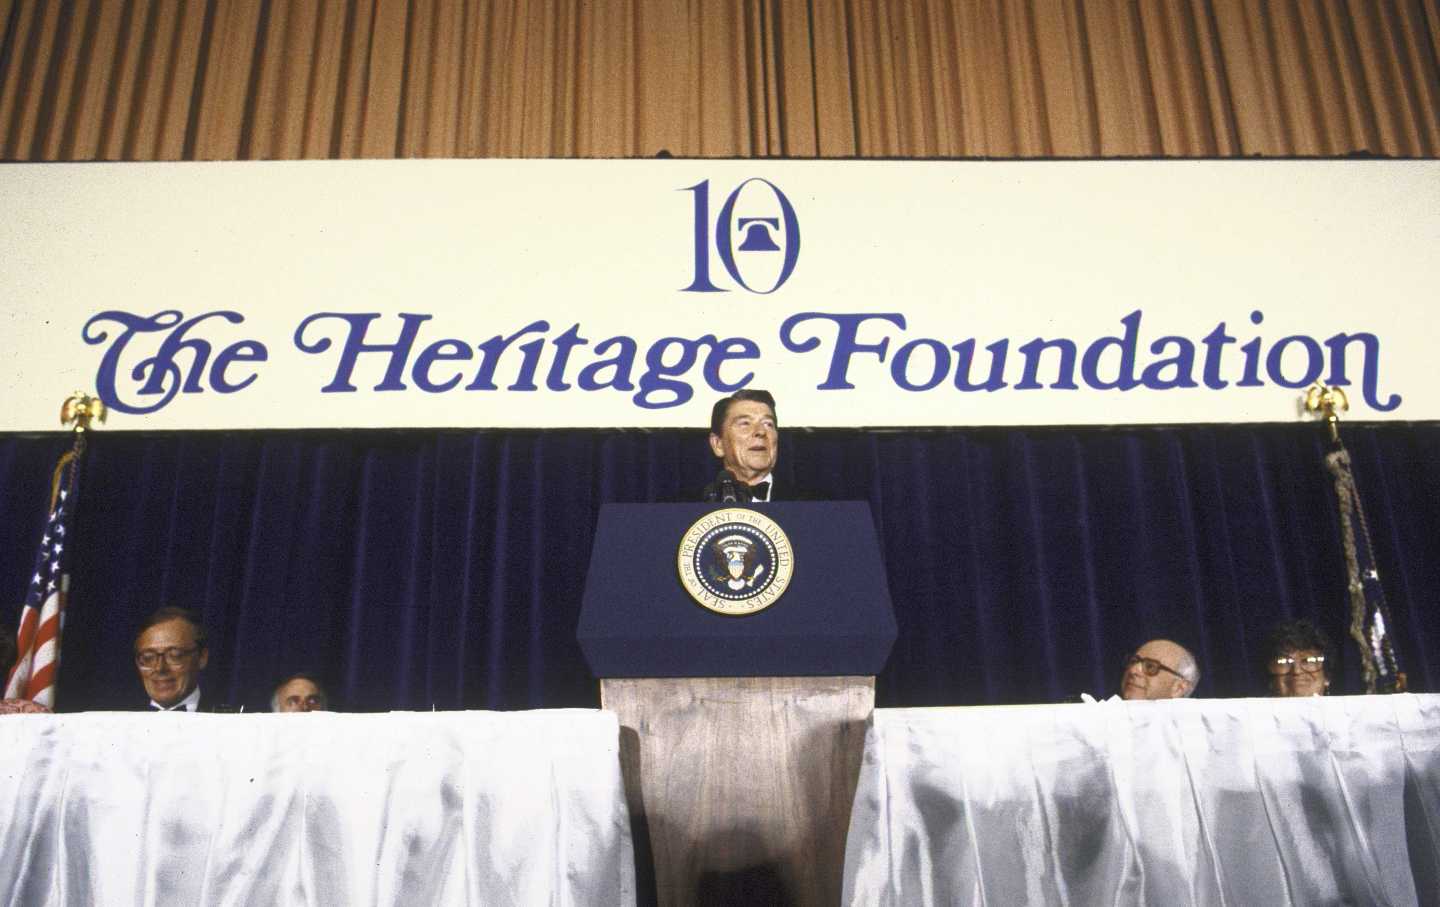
843;695;1440;906
0;709;635;906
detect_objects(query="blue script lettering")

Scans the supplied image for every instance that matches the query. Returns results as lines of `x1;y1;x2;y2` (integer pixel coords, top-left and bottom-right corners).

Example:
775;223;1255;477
780;312;906;389
294;313;761;410
294;312;431;391
780;309;1399;411
83;310;267;414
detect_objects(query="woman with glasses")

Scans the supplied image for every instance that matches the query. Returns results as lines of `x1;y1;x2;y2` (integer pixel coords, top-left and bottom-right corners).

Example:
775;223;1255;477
1263;618;1332;697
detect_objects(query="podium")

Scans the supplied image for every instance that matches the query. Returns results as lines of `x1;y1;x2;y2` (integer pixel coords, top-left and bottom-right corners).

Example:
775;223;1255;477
579;503;896;906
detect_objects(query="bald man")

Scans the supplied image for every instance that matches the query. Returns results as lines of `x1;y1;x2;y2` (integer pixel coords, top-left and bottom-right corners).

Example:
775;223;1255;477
271;673;329;712
1120;639;1200;700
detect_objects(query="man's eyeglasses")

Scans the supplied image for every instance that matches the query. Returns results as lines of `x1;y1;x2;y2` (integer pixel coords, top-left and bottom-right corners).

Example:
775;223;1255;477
1267;654;1325;676
1124;654;1187;681
135;646;200;671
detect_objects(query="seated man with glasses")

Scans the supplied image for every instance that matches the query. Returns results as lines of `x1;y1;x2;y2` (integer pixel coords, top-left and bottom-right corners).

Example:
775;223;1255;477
1120;639;1200;700
1263;618;1331;697
133;606;211;712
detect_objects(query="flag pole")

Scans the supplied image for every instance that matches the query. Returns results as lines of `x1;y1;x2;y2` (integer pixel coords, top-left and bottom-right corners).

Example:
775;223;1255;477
1304;382;1405;694
2;392;105;711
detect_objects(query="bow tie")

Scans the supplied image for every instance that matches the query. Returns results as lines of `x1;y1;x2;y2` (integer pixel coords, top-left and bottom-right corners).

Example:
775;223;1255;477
748;481;771;502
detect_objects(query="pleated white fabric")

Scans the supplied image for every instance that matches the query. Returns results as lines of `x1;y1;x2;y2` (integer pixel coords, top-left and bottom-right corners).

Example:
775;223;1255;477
0;710;635;906
843;695;1440;906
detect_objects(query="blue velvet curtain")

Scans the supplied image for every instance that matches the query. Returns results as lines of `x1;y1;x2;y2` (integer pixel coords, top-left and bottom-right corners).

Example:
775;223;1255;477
1;424;1436;712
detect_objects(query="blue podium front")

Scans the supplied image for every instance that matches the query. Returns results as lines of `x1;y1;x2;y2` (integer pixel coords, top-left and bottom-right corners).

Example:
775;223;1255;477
577;502;897;678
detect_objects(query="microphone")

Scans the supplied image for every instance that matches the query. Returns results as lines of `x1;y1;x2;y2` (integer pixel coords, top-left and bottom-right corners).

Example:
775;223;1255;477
708;469;744;503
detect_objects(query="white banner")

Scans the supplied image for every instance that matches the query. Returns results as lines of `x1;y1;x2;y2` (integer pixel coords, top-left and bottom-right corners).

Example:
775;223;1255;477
1;159;1435;431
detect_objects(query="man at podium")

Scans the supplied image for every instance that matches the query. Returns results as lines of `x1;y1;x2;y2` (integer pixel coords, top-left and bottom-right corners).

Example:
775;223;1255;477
703;389;780;502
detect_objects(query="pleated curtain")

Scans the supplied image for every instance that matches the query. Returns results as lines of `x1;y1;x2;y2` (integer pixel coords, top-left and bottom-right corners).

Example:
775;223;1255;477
1;0;1436;162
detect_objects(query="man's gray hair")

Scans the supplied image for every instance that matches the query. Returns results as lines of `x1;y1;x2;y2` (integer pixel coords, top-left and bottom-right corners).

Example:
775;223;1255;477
270;672;328;712
1174;647;1201;696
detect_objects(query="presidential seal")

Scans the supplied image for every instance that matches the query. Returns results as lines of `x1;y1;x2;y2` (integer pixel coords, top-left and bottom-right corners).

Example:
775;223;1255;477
677;508;795;615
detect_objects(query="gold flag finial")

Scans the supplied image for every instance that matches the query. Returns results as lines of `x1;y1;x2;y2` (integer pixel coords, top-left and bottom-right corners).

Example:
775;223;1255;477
1304;383;1348;444
59;392;107;433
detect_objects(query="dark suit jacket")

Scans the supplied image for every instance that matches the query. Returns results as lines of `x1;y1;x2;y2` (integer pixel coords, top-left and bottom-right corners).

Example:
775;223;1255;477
141;689;233;712
699;474;823;502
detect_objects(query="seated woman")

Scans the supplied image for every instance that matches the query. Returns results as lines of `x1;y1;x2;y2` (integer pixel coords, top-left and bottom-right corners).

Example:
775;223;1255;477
1263;618;1332;697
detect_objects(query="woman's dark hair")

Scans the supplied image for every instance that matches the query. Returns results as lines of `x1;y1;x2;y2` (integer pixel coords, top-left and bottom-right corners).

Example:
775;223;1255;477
1263;618;1333;678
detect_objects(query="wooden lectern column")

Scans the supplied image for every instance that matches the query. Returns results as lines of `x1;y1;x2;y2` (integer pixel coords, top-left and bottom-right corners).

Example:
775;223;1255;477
602;675;873;907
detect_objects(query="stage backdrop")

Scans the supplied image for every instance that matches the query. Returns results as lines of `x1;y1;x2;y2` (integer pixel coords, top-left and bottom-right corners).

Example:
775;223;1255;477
0;422;1436;712
1;160;1437;431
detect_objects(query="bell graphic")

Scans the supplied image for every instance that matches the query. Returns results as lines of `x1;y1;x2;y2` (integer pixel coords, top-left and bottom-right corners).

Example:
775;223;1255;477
736;218;782;252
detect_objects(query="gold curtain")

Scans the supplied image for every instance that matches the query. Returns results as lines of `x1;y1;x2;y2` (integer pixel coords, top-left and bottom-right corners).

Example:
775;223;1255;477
1;0;1437;161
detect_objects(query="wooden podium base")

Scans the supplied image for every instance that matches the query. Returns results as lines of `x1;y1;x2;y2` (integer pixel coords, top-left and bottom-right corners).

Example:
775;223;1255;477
601;675;874;907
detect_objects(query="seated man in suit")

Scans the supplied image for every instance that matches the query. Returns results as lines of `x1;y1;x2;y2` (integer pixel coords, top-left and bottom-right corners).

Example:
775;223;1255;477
271;672;329;712
134;606;211;712
1119;638;1199;700
703;389;780;502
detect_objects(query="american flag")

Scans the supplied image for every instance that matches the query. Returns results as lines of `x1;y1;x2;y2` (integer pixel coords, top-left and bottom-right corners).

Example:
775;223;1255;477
4;450;81;708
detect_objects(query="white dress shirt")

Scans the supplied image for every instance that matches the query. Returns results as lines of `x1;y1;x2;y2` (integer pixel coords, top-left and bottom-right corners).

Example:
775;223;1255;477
151;686;202;712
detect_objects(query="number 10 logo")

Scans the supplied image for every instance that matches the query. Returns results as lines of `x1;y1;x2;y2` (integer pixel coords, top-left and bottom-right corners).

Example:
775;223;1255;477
681;178;801;294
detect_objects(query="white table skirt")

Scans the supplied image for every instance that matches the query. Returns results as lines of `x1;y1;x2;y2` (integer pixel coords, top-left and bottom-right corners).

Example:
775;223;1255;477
0;709;635;906
843;694;1440;906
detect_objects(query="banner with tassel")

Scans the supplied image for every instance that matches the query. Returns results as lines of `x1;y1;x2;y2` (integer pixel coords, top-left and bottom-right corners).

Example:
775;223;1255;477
1305;383;1405;694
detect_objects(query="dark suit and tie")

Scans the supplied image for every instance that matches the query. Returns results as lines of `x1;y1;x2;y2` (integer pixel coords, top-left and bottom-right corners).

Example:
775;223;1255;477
702;473;771;503
149;686;205;712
